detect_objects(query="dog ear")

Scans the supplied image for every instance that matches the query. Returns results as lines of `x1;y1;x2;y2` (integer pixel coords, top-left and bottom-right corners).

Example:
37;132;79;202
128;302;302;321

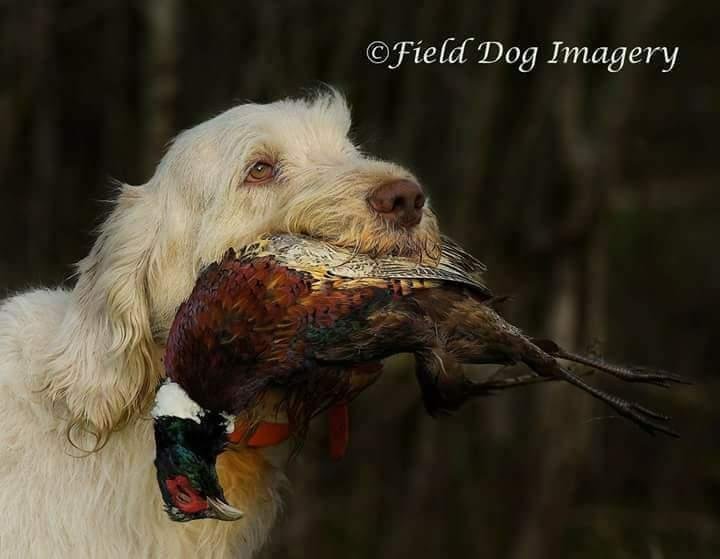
44;183;161;448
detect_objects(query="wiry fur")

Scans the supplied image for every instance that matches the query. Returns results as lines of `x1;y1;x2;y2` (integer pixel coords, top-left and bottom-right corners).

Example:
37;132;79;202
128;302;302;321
0;90;440;558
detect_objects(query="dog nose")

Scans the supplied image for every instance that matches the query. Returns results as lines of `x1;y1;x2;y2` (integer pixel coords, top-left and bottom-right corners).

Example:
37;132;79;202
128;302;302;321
369;180;426;228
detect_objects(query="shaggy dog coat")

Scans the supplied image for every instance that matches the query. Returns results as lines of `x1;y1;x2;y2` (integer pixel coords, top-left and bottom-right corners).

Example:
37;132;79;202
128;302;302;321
0;91;439;558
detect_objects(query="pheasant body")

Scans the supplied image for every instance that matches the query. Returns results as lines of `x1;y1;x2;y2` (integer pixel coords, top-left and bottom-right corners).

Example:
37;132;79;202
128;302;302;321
153;234;687;522
164;234;490;418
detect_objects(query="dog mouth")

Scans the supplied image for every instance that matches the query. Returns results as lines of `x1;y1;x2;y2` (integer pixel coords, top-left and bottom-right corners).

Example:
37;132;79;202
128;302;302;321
281;194;441;263
290;211;442;264
321;233;441;264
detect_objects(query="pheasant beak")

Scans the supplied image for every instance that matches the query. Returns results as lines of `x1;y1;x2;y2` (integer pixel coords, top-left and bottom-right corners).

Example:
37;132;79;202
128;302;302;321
207;496;244;521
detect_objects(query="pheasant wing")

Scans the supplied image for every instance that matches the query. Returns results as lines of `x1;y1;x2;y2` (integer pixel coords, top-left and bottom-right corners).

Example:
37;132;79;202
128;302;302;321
235;234;492;297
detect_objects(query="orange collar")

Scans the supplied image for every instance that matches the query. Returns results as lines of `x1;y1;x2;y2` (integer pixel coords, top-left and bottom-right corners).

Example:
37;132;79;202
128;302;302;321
228;403;349;459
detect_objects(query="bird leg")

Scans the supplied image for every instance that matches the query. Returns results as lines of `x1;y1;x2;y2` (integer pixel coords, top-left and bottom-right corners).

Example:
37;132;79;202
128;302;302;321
531;338;691;388
414;350;479;416
474;369;560;391
414;350;558;416
514;338;681;437
438;333;683;436
539;362;680;438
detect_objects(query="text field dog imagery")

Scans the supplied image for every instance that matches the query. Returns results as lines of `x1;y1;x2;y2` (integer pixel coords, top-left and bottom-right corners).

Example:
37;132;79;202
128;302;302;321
366;39;679;73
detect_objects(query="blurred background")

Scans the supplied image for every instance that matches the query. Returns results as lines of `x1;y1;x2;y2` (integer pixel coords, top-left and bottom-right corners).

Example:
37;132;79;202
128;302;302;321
1;1;717;557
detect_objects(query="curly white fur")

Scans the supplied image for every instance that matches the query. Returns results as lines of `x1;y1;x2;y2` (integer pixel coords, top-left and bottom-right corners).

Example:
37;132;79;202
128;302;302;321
0;90;439;558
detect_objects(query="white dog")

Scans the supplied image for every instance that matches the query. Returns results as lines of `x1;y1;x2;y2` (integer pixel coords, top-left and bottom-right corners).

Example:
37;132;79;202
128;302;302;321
0;90;439;558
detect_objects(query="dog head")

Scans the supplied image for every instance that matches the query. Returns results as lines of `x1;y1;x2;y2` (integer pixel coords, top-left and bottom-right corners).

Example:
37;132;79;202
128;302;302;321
46;89;441;443
172;92;437;259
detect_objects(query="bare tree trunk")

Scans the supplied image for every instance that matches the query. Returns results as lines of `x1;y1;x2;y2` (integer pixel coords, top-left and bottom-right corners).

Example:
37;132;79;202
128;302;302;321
141;0;179;177
26;0;57;282
101;1;132;178
381;416;440;559
508;252;592;559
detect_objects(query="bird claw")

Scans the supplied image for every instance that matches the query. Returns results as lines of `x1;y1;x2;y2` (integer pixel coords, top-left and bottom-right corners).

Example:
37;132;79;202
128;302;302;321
540;343;693;390
550;364;681;438
625;368;693;388
612;400;678;438
467;372;558;395
630;402;670;421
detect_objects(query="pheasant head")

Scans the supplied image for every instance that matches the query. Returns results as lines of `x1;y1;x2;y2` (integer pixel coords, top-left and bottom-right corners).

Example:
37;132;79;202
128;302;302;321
152;381;243;522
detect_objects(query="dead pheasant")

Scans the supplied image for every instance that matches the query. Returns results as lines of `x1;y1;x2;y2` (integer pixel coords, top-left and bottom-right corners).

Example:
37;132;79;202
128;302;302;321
152;234;688;521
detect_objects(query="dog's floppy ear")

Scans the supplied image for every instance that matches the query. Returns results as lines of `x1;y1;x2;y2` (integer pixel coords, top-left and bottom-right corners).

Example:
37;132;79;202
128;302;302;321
44;183;161;448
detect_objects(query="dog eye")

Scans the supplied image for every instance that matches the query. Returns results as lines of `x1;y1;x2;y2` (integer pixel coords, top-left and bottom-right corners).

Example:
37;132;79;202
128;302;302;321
245;161;274;184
